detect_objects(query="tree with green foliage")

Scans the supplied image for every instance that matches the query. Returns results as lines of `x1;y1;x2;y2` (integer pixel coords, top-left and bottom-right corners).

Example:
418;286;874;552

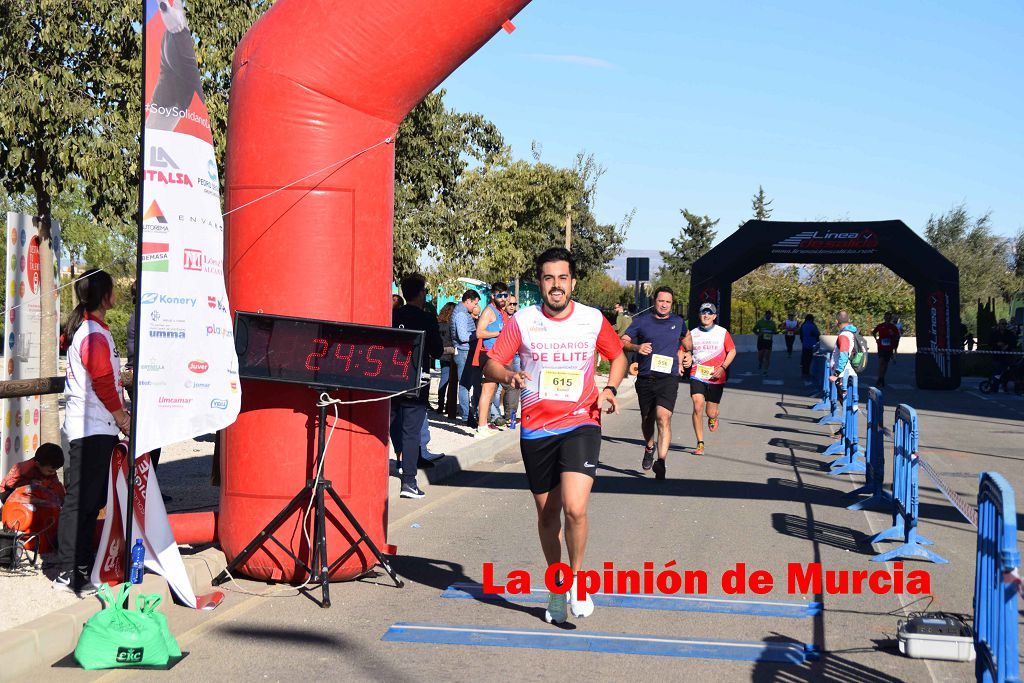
924;204;1017;320
656;209;718;301
573;271;632;311
748;185;773;223
393;90;506;280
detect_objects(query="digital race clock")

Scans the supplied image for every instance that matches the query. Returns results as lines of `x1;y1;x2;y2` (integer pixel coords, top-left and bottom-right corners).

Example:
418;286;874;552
234;311;424;394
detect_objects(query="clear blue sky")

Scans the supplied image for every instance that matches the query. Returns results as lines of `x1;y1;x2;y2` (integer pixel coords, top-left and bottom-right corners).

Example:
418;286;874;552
438;1;1023;249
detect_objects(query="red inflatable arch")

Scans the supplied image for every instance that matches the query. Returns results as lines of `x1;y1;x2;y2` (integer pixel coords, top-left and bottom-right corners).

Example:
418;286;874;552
218;0;531;581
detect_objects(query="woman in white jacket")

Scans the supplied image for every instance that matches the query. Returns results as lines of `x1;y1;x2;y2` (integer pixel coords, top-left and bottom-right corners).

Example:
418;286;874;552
53;270;130;595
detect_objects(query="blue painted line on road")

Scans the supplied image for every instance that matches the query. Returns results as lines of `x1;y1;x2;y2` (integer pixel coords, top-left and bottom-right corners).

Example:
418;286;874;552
382;622;817;664
441;583;821;618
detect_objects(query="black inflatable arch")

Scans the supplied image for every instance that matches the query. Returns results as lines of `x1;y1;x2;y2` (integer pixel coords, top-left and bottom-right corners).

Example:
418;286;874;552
687;220;960;390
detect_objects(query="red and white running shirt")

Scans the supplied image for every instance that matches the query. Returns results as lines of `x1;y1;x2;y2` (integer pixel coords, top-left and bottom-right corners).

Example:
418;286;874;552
64;312;124;441
688;325;735;385
490;301;623;439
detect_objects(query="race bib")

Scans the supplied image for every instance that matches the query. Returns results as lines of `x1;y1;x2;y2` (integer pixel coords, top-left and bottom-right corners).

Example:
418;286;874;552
539;369;584;402
695;364;716;380
650;353;674;374
761;332;773;340
880;338;891;347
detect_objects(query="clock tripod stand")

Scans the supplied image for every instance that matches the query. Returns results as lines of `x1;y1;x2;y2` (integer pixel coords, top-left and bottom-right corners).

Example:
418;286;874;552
212;396;404;607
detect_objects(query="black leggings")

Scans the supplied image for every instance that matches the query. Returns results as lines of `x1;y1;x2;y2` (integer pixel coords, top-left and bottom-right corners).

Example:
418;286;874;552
56;434;118;571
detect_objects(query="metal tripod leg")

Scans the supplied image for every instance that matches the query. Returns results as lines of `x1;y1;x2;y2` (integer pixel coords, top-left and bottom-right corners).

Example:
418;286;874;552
325;484;404;588
212;484;314;587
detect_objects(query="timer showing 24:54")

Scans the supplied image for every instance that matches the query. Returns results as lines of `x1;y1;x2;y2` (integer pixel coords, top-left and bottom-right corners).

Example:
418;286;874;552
234;312;424;394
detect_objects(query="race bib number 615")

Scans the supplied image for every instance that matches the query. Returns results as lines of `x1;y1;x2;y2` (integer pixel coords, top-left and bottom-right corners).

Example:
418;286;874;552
539;369;584;401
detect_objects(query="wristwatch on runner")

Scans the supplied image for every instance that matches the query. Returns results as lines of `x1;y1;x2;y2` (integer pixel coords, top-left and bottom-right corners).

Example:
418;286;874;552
603;386;618;396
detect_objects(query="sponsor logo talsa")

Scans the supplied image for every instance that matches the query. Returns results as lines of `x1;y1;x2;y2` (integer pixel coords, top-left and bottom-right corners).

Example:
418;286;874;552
145;169;193;187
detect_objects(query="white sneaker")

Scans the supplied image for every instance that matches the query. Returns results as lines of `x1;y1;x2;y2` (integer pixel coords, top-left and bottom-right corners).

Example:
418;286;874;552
569;591;595;618
474;427;496;439
545;591;568;624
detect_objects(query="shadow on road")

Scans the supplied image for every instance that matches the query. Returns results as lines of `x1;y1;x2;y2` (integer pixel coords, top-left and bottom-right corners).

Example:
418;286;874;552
771;513;875;555
751;635;904;682
389;555;565;627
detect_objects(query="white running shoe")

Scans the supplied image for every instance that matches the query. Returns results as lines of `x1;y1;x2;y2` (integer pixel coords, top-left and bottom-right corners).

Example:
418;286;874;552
545;591;568;624
568;591;595;618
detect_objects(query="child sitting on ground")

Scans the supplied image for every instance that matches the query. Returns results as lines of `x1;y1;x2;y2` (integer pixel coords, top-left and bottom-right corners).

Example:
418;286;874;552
1;442;66;506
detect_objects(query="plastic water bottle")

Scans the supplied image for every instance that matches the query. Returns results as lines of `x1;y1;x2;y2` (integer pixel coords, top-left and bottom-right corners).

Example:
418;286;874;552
130;539;146;584
508;411;517;430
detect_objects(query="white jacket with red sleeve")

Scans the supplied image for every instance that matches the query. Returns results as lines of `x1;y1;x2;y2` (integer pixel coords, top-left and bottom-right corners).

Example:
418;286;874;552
63;313;124;441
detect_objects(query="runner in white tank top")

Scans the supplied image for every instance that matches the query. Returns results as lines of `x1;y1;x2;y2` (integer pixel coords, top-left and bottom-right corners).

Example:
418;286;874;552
687;303;736;455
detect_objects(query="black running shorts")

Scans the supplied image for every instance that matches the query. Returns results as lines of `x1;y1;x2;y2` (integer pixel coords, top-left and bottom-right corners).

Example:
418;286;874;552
756;338;773;351
878;349;894;362
690;380;725;404
520;425;601;494
635;374;679;419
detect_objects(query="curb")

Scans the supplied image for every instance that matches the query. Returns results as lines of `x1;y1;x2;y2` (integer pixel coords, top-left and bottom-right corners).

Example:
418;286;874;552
0;547;227;681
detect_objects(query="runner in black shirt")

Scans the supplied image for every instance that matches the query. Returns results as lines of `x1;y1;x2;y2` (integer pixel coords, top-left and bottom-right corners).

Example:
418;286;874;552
621;287;690;480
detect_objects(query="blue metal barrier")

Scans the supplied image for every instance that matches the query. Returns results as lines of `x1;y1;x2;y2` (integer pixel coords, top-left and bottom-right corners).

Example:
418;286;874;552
870;404;948;564
974;472;1020;683
847;386;894;510
829;374;865;475
816;377;842;426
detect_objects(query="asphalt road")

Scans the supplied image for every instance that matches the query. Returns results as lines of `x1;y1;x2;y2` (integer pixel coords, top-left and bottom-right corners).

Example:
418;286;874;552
30;350;1023;682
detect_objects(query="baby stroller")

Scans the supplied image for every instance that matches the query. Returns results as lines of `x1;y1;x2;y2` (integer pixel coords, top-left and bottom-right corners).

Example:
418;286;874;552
979;356;1024;394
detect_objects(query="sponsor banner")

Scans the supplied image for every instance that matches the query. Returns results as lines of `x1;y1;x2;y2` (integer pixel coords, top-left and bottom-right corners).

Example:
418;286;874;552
92;443;222;609
1;213;59;476
135;0;240;457
770;228;880;256
927;290;951;378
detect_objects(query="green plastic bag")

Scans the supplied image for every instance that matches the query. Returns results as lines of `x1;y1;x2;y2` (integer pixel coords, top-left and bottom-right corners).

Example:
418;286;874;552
74;583;170;670
136;594;181;658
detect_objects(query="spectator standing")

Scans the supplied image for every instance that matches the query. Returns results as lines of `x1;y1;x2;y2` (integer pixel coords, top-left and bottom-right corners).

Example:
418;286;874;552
436;302;458;416
501;295;522;424
612;302;633;337
54;269;130;595
450;289;480;423
475;282;510;436
391;274;444;499
989;319;1019;392
799;314;821;379
829;311;859;404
